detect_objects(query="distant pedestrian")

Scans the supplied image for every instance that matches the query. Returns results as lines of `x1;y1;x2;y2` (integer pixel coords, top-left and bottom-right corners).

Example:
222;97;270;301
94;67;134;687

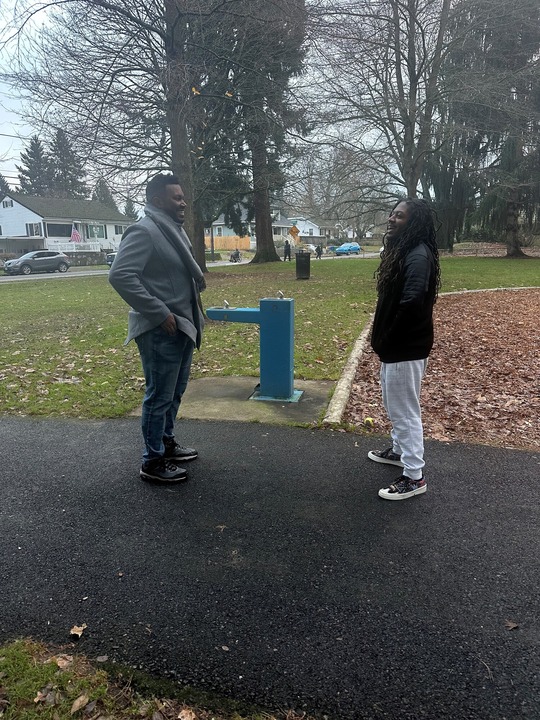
368;198;441;500
109;173;205;484
315;244;323;259
284;239;292;261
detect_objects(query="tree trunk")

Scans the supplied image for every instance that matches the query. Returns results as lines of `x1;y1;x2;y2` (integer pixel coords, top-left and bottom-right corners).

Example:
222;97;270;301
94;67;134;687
505;197;526;257
192;202;208;270
164;0;206;269
249;127;281;264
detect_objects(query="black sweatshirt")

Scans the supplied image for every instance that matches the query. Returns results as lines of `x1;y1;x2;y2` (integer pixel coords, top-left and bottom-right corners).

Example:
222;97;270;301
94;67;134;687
370;243;436;363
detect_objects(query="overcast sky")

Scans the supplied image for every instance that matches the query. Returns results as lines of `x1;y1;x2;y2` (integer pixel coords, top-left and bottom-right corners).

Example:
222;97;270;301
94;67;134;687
0;0;37;189
0;80;34;187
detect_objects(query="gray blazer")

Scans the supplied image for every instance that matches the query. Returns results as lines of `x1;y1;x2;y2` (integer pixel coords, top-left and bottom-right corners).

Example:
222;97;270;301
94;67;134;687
109;216;204;347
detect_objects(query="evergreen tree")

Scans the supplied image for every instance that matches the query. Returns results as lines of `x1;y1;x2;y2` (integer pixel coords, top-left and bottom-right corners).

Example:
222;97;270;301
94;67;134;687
17;135;53;195
92;177;118;210
124;196;139;220
438;0;540;256
49;129;87;198
193;0;307;263
0;173;10;201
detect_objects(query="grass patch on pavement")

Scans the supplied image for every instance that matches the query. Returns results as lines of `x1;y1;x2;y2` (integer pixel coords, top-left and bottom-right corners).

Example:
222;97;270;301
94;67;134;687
0;639;308;720
0;256;538;419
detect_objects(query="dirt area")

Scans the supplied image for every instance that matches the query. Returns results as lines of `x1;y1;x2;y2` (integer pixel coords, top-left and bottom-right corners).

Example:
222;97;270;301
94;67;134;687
344;288;540;451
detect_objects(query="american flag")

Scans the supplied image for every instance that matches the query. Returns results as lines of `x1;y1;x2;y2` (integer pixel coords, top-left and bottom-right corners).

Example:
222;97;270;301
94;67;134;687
70;223;82;243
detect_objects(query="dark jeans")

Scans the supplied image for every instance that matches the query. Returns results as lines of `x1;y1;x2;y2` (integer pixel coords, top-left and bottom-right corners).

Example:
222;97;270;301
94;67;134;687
135;326;194;463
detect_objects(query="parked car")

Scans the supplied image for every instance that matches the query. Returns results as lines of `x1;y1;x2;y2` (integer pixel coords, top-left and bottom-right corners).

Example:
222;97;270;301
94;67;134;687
295;243;317;255
105;252;117;267
335;242;361;255
3;250;71;275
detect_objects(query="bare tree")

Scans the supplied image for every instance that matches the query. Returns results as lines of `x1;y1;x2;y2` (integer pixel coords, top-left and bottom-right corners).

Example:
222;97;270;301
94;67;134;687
308;0;452;200
3;0;308;265
283;140;390;236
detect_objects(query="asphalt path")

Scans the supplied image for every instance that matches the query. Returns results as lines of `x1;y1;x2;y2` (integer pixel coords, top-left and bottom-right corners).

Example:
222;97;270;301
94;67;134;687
2;416;540;718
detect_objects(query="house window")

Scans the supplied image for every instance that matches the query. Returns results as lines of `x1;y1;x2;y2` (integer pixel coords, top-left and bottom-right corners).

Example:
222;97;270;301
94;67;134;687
26;223;42;236
114;225;127;235
216;227;222;236
273;227;281;236
308;228;313;236
2;199;13;208
46;223;72;238
85;223;106;239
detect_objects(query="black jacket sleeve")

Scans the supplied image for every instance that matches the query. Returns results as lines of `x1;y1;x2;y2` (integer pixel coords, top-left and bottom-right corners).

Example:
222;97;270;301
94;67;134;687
371;244;435;362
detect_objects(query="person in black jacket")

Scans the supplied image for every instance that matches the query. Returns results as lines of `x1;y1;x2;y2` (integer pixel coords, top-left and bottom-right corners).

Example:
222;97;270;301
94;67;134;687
368;198;441;500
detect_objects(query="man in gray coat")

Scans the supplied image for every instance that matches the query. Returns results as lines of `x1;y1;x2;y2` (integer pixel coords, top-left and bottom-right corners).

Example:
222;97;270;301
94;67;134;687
109;173;205;484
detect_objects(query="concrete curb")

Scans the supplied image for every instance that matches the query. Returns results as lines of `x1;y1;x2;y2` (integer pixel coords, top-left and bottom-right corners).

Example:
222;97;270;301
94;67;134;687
440;286;536;296
322;313;374;425
321;286;538;426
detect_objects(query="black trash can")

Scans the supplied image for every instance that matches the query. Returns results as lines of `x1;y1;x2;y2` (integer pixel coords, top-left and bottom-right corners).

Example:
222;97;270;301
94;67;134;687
295;250;311;280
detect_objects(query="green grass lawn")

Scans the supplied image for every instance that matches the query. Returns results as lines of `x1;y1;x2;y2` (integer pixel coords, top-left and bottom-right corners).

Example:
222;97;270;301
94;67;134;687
0;638;283;720
1;256;538;418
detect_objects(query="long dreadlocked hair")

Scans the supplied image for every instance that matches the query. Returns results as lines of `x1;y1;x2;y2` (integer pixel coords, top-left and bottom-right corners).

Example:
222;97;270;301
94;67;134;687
376;198;442;300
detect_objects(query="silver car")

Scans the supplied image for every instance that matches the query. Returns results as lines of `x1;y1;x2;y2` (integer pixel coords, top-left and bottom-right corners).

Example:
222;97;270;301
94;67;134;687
105;251;117;267
3;251;71;275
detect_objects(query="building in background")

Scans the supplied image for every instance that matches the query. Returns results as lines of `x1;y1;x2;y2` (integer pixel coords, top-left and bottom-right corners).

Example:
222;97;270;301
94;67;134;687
206;207;328;251
0;193;130;256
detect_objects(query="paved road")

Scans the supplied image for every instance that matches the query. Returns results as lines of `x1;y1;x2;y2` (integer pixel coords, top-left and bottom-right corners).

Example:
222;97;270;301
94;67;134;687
0;252;381;283
0;269;111;282
2;415;539;718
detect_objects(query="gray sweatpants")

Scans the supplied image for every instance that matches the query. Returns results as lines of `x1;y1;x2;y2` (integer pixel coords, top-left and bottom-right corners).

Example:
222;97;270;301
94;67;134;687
380;359;428;480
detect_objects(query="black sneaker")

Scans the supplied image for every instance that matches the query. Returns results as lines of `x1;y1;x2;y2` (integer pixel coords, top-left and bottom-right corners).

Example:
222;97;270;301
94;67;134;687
163;437;198;462
140;457;188;483
367;447;404;467
378;475;427;500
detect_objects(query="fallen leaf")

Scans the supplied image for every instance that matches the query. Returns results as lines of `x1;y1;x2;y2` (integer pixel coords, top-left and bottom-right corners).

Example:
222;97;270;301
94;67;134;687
178;708;198;720
505;619;519;630
50;654;73;669
69;623;87;639
34;690;48;703
70;694;89;715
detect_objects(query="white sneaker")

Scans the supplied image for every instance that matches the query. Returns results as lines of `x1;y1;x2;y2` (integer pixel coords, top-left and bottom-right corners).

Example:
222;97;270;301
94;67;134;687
378;476;427;501
368;447;404;467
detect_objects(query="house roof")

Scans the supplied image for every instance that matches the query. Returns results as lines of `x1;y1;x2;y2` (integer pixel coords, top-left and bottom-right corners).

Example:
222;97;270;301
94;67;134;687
8;193;130;223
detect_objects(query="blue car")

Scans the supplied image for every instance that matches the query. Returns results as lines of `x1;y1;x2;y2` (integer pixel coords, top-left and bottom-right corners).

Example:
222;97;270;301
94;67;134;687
335;242;361;255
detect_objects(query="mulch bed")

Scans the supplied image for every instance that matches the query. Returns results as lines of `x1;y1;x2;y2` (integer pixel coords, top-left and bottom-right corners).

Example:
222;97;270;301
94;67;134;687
344;288;540;451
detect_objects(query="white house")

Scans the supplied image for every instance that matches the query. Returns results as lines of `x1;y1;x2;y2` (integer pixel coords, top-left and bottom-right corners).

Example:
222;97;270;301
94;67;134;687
207;206;294;250
0;193;131;255
208;208;328;249
286;216;325;243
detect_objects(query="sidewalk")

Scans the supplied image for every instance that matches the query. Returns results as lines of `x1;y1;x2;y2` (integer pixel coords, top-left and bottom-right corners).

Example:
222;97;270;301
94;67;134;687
1;411;539;719
130;376;336;425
